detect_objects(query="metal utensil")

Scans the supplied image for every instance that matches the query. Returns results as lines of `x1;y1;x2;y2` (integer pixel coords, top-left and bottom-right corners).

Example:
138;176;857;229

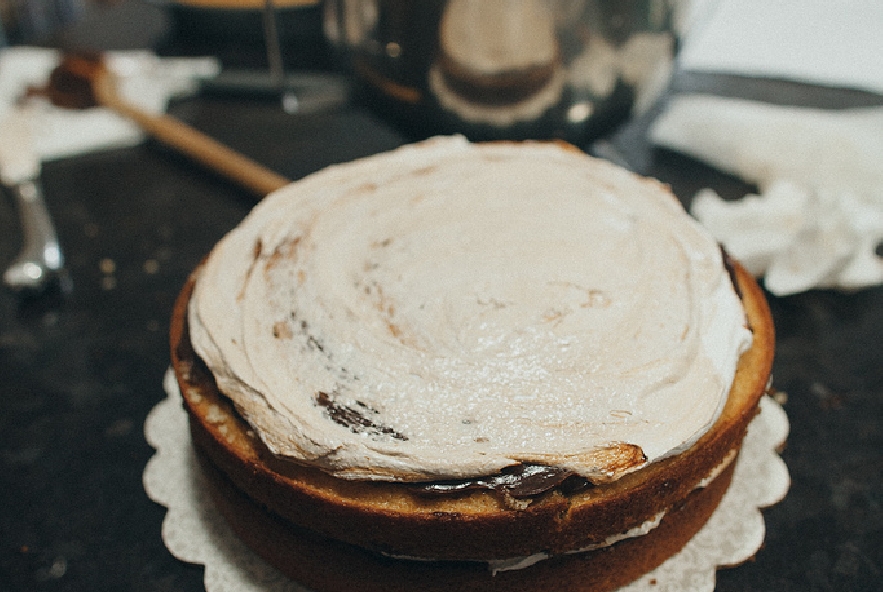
1;109;65;291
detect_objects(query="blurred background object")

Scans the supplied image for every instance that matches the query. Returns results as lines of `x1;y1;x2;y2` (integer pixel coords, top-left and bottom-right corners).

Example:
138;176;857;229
150;0;345;112
0;0;170;50
157;0;329;71
324;0;681;145
0;0;98;46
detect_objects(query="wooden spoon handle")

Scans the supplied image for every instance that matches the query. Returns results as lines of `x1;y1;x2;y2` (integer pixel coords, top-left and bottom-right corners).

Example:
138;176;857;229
94;67;290;197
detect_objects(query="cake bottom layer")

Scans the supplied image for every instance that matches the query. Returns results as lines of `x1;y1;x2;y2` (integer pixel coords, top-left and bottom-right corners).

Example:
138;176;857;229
197;446;737;592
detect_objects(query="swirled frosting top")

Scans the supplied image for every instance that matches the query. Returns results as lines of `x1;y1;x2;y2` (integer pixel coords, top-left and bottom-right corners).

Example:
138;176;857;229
189;137;752;482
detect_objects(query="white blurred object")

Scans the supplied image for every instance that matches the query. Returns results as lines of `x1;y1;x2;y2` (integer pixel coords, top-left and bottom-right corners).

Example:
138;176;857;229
679;0;883;94
650;95;883;195
652;95;883;296
672;0;718;38
0;47;219;161
691;183;882;296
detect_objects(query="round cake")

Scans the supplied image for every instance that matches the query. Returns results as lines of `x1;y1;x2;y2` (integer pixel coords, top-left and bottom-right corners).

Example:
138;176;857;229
170;137;774;591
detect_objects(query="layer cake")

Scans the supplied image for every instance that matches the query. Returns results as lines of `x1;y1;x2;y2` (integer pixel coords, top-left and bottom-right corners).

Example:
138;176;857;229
170;137;774;591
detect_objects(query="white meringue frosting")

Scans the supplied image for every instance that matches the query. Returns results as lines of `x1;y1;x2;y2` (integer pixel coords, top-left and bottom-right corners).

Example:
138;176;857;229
188;136;752;482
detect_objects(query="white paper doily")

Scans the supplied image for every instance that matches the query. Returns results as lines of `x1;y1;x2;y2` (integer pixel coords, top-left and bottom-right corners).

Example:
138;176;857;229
144;369;789;592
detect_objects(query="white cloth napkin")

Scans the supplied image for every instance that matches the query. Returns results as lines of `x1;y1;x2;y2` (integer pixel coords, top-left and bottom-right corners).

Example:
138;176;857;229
0;46;219;162
649;0;883;296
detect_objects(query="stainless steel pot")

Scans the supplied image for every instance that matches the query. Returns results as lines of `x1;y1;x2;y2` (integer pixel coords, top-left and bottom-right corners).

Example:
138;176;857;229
324;0;680;143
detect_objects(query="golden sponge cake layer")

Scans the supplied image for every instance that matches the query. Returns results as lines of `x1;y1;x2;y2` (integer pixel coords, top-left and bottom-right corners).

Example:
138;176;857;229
197;441;736;592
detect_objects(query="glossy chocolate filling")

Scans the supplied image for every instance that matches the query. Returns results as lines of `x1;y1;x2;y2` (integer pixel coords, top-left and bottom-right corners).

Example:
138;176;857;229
412;463;592;498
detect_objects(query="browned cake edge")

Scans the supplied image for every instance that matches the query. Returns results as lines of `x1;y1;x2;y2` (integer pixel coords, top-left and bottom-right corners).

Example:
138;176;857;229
170;260;773;561
199;445;736;592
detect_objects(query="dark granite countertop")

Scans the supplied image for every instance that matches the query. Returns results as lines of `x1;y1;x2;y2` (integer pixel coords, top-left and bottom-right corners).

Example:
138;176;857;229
1;3;880;591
